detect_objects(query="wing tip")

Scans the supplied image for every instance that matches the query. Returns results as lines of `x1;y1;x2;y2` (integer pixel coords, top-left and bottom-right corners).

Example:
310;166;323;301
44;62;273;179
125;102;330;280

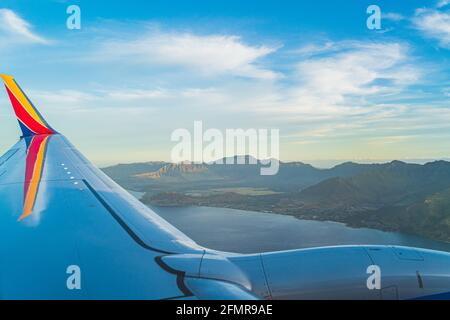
0;74;13;82
1;74;56;137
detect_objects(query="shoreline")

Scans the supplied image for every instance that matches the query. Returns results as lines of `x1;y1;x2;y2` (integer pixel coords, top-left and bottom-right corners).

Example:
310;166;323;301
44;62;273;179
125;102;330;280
146;199;450;246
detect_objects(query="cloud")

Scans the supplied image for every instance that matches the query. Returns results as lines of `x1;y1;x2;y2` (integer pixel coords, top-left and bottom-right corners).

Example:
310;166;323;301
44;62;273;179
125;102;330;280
30;38;424;145
28;86;229;112
30;88;164;109
105;89;168;100
29;90;99;112
383;12;406;22
293;41;336;56
92;31;279;79
437;0;450;8
413;8;450;48
288;42;419;113
0;9;49;44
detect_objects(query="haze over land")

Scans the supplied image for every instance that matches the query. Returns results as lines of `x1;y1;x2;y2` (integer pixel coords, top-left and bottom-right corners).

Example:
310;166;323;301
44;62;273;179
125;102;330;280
103;156;450;243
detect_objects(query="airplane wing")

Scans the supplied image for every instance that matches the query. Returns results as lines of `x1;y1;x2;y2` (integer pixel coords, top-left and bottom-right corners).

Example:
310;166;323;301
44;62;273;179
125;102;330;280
0;74;258;300
1;75;450;300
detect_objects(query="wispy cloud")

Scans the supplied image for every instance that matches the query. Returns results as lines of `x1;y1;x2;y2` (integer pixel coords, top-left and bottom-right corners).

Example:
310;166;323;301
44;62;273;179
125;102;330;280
437;0;450;9
413;7;450;48
105;89;168;100
91;31;279;79
0;9;49;44
80;39;422;119
383;12;406;22
30;88;163;111
293;41;336;57
28;86;228;111
283;42;420;114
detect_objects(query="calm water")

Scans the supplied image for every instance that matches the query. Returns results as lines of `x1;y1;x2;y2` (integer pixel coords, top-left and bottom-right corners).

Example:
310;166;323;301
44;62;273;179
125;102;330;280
150;205;450;254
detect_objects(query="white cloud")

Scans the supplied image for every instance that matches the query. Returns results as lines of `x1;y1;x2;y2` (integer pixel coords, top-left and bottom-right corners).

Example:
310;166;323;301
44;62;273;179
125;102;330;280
28;86;230;112
293;41;336;56
383;12;406;21
30;39;423;139
30;88;170;111
105;89;168;100
437;0;450;8
0;9;49;44
29;90;99;112
93;32;279;79
413;8;450;48
287;42;419;113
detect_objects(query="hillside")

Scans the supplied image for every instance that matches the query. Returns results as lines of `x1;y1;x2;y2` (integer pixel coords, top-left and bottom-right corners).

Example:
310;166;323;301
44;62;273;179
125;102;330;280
103;158;450;242
298;160;450;208
103;157;370;193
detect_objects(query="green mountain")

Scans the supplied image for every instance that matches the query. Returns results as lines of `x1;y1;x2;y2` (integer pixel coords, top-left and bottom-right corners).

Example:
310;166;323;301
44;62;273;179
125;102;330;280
299;160;450;208
102;158;450;242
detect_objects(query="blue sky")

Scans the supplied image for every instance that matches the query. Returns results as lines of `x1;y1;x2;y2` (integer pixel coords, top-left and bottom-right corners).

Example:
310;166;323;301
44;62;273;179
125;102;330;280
0;0;449;166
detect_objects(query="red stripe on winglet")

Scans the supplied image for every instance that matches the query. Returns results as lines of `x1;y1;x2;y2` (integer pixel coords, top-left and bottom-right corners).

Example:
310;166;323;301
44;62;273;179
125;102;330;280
4;85;54;135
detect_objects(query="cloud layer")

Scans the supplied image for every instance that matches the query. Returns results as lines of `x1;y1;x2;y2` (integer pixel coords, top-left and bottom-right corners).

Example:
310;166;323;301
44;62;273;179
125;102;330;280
94;31;279;79
0;5;448;164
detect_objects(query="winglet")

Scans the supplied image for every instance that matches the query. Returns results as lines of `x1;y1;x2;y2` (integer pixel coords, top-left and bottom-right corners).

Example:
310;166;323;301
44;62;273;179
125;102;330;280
0;74;56;137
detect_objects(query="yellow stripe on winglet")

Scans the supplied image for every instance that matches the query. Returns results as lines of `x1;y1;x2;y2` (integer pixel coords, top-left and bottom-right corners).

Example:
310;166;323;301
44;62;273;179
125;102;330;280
0;74;47;128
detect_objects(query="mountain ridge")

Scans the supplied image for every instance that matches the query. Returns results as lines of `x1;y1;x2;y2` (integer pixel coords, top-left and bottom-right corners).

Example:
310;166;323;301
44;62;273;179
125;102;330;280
102;157;450;242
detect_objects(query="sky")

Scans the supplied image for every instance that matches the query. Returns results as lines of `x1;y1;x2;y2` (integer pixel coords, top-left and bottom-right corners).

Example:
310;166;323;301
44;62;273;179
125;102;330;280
0;0;449;167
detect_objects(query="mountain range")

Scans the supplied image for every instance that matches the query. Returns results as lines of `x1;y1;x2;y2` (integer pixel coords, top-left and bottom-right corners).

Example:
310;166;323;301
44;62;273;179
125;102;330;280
102;157;450;243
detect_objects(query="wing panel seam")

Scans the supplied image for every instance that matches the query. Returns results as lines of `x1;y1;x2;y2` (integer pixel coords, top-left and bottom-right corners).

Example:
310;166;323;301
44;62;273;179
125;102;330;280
82;179;172;255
